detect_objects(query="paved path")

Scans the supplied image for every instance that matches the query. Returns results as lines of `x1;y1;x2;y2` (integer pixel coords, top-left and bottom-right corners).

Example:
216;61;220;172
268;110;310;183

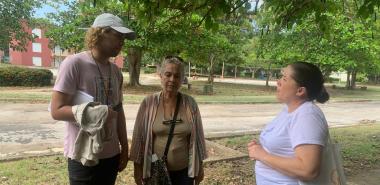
0;101;379;159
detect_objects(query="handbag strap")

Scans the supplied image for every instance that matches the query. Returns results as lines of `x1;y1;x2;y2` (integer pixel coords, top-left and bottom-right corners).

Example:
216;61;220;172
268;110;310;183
327;128;332;144
163;93;182;161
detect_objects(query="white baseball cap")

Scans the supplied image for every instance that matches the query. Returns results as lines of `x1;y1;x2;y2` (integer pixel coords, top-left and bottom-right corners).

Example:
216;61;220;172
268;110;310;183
92;13;136;40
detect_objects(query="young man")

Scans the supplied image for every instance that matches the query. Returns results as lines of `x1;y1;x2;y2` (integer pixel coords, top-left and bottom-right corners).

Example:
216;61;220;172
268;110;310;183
50;13;135;185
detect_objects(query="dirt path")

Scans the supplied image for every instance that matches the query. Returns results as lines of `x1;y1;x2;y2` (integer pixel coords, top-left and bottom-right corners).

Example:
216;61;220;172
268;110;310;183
347;166;380;185
1;101;380;160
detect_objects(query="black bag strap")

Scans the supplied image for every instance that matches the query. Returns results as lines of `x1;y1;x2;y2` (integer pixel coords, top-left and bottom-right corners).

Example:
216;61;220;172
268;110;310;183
163;93;182;161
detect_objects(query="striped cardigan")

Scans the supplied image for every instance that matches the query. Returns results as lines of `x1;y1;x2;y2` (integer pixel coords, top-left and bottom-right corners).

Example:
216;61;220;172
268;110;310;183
129;92;207;179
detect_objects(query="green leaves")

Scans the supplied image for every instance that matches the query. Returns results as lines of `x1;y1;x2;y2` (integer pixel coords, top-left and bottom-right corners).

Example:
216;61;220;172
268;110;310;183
254;0;380;78
0;0;41;51
0;66;52;86
205;14;213;29
357;0;380;19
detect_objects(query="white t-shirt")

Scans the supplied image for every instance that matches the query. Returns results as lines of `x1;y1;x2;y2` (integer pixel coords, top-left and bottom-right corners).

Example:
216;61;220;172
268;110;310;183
255;101;328;185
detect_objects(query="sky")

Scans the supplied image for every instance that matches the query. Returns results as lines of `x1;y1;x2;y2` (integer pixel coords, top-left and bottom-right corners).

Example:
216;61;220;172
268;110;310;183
33;2;69;18
34;1;263;18
34;5;56;18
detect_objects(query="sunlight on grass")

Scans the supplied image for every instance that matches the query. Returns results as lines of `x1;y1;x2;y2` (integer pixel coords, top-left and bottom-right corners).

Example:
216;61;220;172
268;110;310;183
1;124;379;184
0;81;380;103
215;123;380;176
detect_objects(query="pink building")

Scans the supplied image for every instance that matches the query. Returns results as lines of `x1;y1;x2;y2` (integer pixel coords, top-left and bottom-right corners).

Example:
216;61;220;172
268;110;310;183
9;26;125;68
10;27;53;67
52;46;124;68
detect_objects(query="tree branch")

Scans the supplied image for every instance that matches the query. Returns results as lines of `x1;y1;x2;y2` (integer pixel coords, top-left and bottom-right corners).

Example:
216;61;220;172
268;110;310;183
157;2;210;29
282;0;313;26
229;0;250;14
194;8;213;28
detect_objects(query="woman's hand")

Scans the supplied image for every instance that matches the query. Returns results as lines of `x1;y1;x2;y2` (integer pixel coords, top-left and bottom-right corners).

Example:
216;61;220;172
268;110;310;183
118;146;128;172
195;166;204;185
134;163;144;185
247;140;268;161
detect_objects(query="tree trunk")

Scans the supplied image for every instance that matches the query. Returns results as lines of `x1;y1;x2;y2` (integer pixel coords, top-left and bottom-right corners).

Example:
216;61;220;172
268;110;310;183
234;65;237;79
322;69;332;82
221;62;225;79
266;62;272;87
155;61;160;74
346;70;351;89
127;47;142;86
208;54;215;84
351;69;357;89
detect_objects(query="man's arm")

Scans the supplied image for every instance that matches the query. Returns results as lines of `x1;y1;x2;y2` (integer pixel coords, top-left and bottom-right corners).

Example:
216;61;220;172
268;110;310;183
117;106;128;148
51;91;75;122
117;106;129;172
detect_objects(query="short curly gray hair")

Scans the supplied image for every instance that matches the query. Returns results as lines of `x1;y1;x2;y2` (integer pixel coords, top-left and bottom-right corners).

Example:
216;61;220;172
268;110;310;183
161;56;185;81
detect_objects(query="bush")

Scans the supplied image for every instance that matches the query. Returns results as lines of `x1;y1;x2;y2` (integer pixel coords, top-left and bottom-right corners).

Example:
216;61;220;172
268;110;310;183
143;67;156;74
0;66;53;86
121;67;129;72
327;77;340;83
356;73;368;83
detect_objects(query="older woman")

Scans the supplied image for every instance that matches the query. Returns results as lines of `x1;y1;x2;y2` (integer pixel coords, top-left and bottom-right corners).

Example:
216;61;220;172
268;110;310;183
130;56;207;185
248;62;330;185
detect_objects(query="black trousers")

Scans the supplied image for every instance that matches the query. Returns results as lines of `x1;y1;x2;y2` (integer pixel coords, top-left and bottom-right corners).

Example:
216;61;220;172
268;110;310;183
67;154;120;185
169;168;194;185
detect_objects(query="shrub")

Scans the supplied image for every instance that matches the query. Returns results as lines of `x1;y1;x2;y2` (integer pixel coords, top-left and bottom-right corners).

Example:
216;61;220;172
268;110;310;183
121;67;129;72
0;66;53;86
356;73;368;83
327;77;340;83
143;67;157;74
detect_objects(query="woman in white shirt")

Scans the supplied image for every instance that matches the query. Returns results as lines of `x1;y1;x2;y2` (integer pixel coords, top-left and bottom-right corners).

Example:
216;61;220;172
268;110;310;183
248;62;330;184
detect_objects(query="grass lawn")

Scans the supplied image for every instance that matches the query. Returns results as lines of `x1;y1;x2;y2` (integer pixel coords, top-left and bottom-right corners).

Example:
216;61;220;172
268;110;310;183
328;84;380;102
1;124;379;185
1;80;380;104
214;123;380;176
122;81;278;104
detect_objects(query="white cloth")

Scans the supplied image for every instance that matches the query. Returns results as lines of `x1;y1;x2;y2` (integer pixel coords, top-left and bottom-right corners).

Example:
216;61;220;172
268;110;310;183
71;102;112;166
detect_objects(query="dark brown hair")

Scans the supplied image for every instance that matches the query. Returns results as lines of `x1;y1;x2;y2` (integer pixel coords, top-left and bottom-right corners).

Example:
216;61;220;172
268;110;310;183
290;62;329;103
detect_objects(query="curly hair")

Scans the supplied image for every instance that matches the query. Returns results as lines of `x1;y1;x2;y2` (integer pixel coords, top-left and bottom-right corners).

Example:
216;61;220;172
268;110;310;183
85;27;114;49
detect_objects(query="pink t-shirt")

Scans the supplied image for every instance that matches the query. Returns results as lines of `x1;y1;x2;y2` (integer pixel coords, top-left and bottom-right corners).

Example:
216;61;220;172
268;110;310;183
53;51;123;159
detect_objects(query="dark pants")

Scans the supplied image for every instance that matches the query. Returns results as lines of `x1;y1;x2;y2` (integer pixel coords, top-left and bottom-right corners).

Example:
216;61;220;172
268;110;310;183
67;154;120;185
169;168;194;185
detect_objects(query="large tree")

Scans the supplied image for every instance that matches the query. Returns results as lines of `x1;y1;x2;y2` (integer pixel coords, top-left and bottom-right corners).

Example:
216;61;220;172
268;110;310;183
46;0;253;86
252;0;380;89
0;0;41;52
262;0;380;30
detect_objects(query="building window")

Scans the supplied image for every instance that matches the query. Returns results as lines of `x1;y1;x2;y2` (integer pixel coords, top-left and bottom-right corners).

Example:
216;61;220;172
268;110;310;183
32;28;42;38
32;43;42;53
54;45;62;55
32;57;42;66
